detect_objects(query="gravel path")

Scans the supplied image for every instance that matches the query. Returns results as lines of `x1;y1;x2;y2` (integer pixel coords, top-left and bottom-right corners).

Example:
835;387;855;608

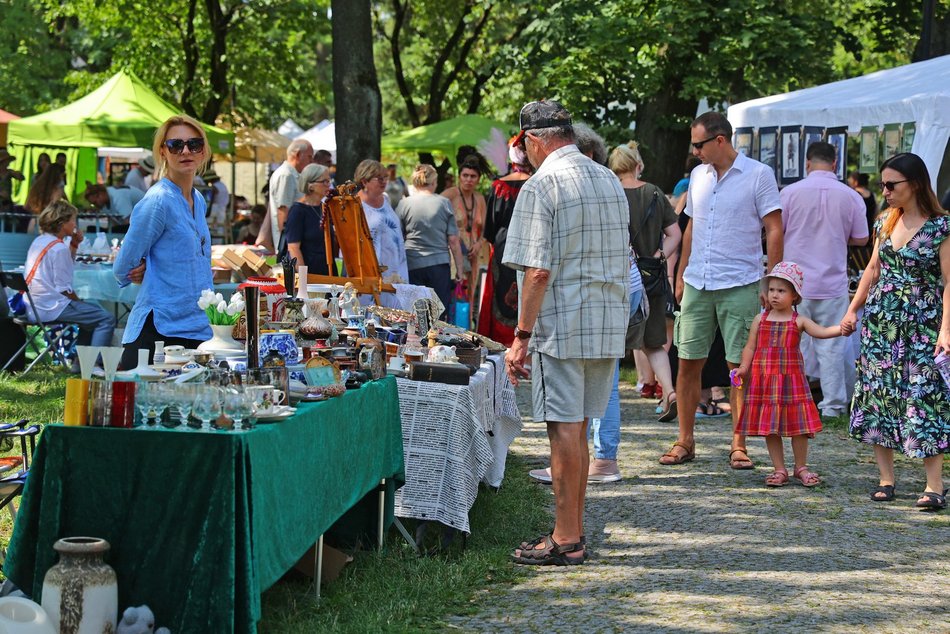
449;379;950;633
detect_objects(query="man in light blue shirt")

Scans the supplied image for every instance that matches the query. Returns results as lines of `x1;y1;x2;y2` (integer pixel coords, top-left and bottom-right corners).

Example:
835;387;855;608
84;184;145;218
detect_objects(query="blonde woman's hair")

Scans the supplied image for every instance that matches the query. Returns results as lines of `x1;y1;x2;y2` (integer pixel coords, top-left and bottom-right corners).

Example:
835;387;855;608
608;141;643;177
354;159;386;186
411;164;437;189
151;114;210;179
38;199;78;235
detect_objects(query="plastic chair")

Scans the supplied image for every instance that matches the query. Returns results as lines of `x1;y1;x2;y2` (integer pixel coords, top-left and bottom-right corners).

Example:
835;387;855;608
0;268;70;374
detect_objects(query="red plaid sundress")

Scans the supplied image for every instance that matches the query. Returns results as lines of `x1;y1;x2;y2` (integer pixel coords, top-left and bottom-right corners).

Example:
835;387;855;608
736;310;822;437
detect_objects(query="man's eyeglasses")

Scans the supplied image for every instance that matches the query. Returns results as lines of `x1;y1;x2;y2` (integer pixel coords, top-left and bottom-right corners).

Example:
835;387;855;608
691;135;720;150
879;179;908;192
164;137;205;155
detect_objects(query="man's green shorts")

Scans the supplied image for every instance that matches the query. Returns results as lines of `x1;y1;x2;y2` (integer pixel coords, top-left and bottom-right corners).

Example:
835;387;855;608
674;282;760;364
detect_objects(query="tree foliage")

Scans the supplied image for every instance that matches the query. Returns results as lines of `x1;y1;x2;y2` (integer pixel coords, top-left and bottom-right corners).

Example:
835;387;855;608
0;0;73;114
23;0;331;127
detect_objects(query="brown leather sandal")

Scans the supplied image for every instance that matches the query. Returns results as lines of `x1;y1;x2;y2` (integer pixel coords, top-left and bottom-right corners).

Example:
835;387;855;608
511;534;585;566
729;447;755;470
659;441;695;465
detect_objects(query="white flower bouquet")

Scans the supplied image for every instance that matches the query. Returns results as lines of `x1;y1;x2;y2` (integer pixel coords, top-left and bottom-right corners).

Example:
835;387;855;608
198;289;245;326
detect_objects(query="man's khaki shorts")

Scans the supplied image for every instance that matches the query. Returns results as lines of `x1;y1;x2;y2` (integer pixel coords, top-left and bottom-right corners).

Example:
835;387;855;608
674;282;759;364
530;352;616;423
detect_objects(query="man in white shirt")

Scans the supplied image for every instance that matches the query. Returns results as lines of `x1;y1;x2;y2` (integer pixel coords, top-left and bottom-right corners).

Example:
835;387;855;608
661;111;783;470
259;139;313;251
781;141;868;416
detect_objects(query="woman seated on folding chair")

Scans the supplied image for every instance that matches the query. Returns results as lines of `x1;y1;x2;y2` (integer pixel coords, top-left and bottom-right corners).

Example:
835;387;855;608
24;201;116;357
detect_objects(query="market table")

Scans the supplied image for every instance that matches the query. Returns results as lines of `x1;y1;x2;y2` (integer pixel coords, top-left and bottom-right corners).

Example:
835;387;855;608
2;377;404;634
393;355;520;534
73;263;239;306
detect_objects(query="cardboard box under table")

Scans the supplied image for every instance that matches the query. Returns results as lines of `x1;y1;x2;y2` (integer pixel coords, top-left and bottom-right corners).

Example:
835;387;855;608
2;377;404;634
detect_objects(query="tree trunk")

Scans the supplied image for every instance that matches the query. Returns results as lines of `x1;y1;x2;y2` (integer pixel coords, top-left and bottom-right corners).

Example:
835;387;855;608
332;0;382;183
913;1;950;60
634;86;697;194
201;0;230;124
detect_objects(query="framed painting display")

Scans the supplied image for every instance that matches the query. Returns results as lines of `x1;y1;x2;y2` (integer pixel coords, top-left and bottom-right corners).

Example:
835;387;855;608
883;123;900;160
826;127;848;181
802;126;824;157
859;126;879;173
758;127;778;177
734;127;753;157
780;125;802;185
901;122;916;153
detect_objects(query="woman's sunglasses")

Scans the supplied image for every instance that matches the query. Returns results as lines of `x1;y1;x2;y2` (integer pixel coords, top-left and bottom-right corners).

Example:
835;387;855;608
164;137;205;155
879;179;908;192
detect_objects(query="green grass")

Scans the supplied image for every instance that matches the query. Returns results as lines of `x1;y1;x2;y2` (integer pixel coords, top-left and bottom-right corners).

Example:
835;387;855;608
0;368;552;631
0;367;68;425
257;453;549;632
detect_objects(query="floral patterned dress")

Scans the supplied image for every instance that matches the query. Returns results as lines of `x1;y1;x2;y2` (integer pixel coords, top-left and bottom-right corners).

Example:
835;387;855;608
850;214;950;458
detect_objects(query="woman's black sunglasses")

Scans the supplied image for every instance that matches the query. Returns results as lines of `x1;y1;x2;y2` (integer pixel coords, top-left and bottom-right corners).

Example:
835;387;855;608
164;137;205;155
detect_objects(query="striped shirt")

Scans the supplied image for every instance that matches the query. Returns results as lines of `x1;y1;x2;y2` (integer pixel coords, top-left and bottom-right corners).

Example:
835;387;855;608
503;145;630;359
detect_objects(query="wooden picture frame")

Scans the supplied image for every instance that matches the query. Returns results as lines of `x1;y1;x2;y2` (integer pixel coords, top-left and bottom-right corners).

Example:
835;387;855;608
734;127;754;157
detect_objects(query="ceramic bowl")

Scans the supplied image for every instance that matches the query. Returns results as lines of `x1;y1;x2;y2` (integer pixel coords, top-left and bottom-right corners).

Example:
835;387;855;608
259;332;299;365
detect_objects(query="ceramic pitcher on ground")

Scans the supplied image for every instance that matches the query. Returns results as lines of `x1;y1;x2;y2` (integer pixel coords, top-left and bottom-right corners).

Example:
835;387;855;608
41;537;117;634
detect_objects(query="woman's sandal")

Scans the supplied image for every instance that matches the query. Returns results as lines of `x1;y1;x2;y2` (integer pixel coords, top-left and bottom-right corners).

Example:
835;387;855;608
729;447;755;470
870;484;896;502
765;469;789;487
793;466;821;487
915;488;948;511
657;393;678;423
659;441;694;465
695;399;728;419
511;534;585;566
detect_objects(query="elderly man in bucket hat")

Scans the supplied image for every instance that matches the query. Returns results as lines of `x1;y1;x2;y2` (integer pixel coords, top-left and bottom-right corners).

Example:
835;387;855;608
504;100;629;566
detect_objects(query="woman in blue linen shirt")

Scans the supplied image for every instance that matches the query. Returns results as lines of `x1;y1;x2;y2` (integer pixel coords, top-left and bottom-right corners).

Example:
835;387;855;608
114;114;213;369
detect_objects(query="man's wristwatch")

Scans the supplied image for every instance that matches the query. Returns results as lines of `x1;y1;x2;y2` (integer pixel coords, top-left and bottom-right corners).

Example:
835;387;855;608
513;326;532;340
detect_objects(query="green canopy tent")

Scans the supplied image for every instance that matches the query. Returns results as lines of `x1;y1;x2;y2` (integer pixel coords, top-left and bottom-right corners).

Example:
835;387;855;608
7;69;234;204
381;114;512;172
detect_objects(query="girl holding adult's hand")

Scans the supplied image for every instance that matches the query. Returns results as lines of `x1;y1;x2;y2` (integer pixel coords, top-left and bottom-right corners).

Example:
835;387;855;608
113;114;213;370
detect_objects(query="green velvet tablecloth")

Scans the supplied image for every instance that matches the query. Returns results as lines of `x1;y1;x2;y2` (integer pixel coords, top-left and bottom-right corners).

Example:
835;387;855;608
3;377;404;633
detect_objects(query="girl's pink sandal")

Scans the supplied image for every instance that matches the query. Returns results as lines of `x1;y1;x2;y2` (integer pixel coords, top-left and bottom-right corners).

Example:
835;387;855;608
765;469;789;487
793;466;821;487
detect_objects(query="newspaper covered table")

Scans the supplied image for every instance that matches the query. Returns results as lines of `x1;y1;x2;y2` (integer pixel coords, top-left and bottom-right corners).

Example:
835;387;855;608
394;354;520;533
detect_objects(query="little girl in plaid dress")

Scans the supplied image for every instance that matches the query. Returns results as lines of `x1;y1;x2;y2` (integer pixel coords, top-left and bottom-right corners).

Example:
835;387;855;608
735;262;845;487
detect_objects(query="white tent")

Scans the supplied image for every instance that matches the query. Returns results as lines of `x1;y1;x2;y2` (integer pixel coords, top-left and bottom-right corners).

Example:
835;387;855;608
728;55;950;187
296;120;336;161
278;118;305;139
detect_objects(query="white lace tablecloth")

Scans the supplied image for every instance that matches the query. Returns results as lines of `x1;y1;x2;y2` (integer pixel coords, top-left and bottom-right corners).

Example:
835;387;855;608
393;354;521;533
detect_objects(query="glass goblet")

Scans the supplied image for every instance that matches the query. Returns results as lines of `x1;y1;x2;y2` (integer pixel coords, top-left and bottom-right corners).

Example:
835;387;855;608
173;384;198;429
193;386;222;432
223;388;253;431
134;382;154;428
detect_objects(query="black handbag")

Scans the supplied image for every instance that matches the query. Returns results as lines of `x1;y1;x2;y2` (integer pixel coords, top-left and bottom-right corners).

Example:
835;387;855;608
630;189;668;297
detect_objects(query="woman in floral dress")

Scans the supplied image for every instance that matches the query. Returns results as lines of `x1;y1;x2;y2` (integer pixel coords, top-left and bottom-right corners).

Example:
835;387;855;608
842;153;949;511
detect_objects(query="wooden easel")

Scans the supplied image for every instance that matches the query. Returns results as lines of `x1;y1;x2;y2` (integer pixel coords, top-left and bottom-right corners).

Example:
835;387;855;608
307;182;395;304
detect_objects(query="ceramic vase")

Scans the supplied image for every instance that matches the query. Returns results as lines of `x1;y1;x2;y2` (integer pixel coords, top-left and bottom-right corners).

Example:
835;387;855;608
198;324;244;353
41;537;117;634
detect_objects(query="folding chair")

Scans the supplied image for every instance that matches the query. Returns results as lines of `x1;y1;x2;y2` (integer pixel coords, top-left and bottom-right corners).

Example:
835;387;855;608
0;419;40;565
0;268;70;374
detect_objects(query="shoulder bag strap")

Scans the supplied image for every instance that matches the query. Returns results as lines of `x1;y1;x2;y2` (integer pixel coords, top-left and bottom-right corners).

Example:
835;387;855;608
25;238;64;286
629;189;659;252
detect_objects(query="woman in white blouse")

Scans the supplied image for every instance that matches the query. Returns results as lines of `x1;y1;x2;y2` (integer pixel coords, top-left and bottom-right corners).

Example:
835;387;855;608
24;200;115;349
